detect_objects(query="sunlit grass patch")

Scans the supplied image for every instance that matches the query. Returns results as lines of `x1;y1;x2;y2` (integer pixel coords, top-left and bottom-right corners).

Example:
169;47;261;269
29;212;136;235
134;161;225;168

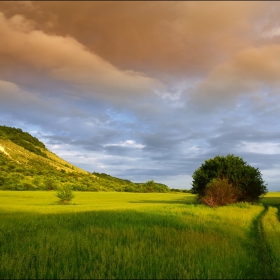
0;191;196;213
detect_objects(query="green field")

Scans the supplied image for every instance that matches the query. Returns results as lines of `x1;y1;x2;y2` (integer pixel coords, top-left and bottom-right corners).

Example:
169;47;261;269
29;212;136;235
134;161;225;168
0;191;280;279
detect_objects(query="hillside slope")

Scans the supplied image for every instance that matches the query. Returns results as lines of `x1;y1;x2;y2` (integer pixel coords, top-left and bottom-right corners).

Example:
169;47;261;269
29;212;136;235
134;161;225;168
0;125;170;192
0;126;86;174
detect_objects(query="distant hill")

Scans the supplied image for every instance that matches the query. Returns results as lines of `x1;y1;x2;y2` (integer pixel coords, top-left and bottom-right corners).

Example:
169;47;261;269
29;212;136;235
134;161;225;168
0;125;170;192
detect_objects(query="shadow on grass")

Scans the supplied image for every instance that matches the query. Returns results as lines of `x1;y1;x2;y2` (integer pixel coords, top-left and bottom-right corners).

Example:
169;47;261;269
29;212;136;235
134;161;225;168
261;197;280;206
0;207;194;231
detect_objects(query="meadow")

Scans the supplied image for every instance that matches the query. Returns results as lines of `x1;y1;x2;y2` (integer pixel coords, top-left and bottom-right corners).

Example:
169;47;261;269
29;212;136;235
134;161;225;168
0;191;279;279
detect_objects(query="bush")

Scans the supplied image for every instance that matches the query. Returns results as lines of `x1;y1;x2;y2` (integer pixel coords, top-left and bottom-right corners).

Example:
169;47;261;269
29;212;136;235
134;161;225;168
200;178;238;207
44;178;57;191
56;185;75;204
191;154;267;204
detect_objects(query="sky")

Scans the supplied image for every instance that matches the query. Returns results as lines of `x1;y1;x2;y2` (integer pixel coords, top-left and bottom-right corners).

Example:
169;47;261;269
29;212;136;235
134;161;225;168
1;1;280;191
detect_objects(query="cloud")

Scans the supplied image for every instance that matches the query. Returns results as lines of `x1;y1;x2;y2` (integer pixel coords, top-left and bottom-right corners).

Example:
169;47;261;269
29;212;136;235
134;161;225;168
0;12;162;102
0;79;19;93
189;44;280;113
0;1;269;78
0;78;102;132
104;140;145;149
0;79;45;111
239;142;280;155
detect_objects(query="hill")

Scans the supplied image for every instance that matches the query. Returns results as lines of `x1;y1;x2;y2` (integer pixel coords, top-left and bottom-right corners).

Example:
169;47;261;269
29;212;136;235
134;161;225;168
0;125;170;192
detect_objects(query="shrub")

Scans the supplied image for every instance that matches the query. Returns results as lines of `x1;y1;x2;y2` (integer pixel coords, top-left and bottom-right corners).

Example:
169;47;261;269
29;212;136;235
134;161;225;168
56;185;75;204
191;154;267;204
200;178;238;207
44;178;56;191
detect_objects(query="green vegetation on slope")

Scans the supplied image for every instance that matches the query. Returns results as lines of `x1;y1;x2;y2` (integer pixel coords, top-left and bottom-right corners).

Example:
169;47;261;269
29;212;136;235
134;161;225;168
93;173;170;193
0;191;279;279
0;125;47;157
0;125;170;192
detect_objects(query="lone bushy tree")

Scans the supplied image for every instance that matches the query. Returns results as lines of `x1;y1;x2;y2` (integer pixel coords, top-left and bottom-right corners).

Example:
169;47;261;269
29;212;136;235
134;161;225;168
191;154;267;205
56;185;75;204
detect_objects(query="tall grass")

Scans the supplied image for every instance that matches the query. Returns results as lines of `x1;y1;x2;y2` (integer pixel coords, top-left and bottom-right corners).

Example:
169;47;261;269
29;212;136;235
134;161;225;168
262;206;280;277
0;191;279;279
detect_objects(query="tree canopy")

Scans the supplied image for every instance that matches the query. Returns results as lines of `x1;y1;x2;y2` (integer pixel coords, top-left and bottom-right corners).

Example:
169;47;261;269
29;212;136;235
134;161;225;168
191;154;267;204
